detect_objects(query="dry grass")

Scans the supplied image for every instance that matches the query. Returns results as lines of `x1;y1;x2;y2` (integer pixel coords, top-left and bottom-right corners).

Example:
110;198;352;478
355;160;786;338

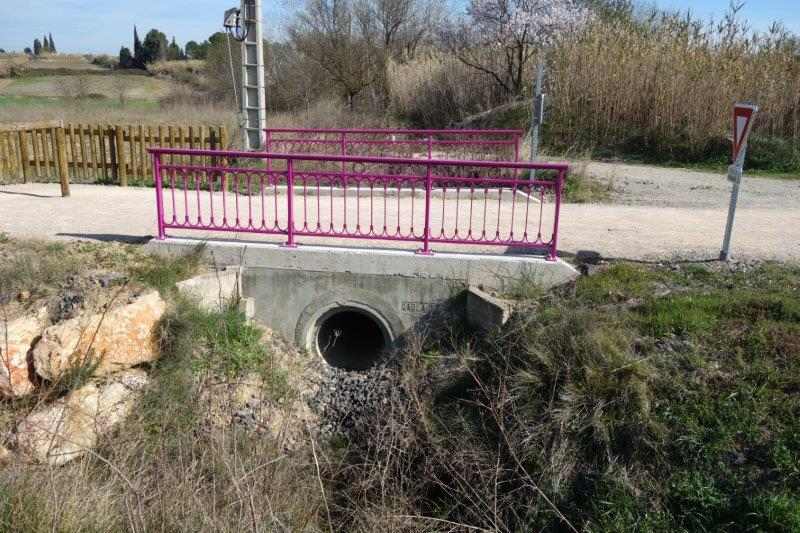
548;12;800;158
0;95;237;128
146;60;205;77
269;97;398;130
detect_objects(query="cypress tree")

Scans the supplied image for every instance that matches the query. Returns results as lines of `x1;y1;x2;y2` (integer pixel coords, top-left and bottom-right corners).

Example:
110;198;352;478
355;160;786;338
48;33;56;53
133;26;143;68
33;38;42;55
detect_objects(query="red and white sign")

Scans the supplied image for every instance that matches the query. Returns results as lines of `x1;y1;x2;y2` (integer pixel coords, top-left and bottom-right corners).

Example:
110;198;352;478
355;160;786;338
732;103;758;162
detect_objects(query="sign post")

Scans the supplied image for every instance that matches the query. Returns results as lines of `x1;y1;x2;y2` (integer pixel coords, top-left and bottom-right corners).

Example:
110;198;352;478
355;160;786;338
720;102;758;262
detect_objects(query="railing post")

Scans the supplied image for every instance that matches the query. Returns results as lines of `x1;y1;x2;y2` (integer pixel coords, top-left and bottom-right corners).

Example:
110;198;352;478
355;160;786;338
265;129;272;174
549;168;564;261
417;163;433;255
284;157;298;248
427;134;433;159
153;152;166;240
340;132;347;177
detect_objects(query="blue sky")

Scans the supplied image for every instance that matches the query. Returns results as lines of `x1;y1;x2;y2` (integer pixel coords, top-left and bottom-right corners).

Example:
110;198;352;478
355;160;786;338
1;1;798;55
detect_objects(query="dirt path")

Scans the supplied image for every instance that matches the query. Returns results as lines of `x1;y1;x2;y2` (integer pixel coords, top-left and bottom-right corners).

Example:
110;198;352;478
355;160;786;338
1;183;797;262
585;162;800;209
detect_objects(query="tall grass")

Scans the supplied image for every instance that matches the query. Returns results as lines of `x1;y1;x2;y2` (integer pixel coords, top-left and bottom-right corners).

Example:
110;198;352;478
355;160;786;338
549;10;800;165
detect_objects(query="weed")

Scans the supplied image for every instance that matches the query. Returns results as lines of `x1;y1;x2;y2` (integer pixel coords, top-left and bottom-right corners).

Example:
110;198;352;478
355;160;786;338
131;244;205;295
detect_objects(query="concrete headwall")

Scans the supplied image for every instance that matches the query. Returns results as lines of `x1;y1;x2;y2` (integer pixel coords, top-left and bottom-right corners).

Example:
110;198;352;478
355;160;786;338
147;238;578;354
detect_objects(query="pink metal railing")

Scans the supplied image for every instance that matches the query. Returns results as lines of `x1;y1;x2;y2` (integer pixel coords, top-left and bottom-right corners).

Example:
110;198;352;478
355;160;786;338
264;128;524;162
148;148;567;259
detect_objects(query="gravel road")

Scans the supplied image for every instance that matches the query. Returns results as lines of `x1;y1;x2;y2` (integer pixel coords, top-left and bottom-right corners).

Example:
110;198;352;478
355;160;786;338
585;162;800;209
1;177;797;262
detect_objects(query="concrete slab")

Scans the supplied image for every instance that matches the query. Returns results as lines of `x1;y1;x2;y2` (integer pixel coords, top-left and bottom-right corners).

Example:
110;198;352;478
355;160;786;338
466;287;515;331
146;237;579;293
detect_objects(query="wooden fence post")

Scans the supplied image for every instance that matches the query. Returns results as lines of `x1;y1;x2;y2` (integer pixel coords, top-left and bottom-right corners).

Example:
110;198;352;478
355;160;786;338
18;130;30;183
55;127;71;197
219;126;229;169
220;126;229;150
114;126;127;186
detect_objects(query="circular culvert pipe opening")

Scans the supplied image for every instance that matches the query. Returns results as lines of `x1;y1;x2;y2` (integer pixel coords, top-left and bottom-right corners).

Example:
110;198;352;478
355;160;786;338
315;307;389;371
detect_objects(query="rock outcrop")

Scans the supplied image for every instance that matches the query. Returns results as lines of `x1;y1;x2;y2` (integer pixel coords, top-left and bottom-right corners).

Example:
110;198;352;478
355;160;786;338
0;307;48;398
0;444;12;466
32;292;166;382
14;369;150;466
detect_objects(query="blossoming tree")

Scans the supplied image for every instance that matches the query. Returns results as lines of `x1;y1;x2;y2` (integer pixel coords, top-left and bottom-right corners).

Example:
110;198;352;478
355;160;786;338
446;0;591;163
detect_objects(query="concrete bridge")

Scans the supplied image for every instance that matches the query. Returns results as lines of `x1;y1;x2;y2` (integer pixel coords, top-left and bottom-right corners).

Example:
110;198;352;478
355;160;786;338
144;144;577;369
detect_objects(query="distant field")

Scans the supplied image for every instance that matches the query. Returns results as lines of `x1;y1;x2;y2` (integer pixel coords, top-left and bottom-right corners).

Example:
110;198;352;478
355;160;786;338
0;74;179;100
0;95;160;112
22;54;106;72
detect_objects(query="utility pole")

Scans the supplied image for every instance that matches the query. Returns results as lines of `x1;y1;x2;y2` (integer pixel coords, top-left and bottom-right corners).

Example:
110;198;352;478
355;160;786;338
226;0;267;150
528;54;546;179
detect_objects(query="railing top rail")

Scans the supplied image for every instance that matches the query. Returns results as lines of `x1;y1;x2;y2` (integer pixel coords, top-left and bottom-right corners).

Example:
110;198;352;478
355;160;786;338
264;127;526;136
147;147;568;172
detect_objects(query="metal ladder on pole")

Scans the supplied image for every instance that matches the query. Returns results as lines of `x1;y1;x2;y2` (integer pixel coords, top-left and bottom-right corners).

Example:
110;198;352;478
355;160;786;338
240;0;266;151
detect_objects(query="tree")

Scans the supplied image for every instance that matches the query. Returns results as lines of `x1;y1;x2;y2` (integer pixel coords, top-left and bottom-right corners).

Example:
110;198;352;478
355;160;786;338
33;38;42;56
48;33;56;53
166;36;184;61
142;29;168;63
290;0;383;110
24;47;32;55
364;0;440;60
133;26;144;68
185;40;203;59
444;0;590;98
580;0;632;20
119;46;134;69
203;31;242;102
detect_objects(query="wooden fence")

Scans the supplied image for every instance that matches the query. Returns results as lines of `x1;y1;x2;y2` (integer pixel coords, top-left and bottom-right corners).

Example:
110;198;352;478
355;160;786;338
0;123;229;191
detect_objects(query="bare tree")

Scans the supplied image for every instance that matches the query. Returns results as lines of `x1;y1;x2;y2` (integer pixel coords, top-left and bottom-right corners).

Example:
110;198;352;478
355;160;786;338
290;0;382;110
364;0;441;60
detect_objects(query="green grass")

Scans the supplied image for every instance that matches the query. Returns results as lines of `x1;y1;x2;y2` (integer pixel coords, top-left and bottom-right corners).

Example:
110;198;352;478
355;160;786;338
0;95;160;111
131;244;205;295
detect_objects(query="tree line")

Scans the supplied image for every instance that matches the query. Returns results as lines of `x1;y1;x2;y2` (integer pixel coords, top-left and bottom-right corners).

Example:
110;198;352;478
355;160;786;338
19;33;58;56
117;26;197;69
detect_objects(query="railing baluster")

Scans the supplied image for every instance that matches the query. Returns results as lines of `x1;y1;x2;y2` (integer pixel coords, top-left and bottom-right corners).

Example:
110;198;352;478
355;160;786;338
418;163;432;255
284;158;297;248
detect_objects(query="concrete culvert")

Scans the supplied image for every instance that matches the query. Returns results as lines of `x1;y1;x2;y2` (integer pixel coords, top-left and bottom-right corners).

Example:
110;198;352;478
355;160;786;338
315;308;388;371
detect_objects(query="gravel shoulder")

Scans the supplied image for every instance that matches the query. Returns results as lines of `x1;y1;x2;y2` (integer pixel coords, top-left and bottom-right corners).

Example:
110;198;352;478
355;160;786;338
584;161;800;209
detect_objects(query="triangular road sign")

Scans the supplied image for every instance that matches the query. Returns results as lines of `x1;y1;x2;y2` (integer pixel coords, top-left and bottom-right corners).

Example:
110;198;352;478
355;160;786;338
733;103;758;162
